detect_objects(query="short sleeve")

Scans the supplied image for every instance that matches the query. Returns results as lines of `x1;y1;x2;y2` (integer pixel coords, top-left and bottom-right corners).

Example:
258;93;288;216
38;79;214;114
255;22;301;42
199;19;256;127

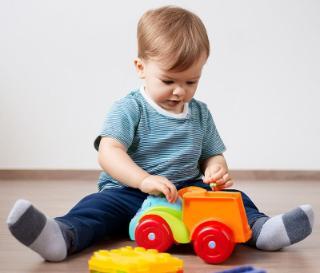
200;110;226;161
94;97;140;151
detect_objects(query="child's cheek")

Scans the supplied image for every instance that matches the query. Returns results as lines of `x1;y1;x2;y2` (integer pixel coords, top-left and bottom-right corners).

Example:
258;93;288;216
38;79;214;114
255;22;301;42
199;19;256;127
156;88;170;100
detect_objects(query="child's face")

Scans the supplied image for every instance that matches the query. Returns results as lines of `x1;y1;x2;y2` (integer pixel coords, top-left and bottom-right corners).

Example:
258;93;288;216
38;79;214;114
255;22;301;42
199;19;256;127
134;54;207;114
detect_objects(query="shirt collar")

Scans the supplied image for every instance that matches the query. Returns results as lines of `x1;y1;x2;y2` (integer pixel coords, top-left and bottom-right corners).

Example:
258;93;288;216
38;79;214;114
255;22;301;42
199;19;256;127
139;86;189;119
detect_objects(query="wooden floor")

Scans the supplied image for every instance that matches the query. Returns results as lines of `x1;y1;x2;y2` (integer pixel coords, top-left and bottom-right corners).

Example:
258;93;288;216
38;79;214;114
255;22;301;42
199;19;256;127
0;178;319;273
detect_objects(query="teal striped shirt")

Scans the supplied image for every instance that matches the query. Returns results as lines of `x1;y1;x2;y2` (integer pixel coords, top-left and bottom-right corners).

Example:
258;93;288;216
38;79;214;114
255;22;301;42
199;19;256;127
94;87;226;191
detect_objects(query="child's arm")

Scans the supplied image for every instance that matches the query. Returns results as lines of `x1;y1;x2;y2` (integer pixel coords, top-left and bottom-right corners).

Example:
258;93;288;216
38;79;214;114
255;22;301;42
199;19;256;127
98;137;178;203
201;154;234;190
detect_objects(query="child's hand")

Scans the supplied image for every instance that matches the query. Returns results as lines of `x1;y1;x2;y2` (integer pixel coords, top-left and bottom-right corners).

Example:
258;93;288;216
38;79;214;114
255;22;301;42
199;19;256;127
139;175;178;203
203;164;233;190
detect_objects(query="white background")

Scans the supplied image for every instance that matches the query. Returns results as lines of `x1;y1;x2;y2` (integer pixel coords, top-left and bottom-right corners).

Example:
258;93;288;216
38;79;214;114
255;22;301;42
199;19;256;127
1;0;319;170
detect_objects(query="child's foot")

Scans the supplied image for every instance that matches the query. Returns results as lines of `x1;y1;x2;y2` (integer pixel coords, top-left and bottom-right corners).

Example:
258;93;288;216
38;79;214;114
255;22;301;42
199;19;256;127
6;199;67;261
251;204;314;251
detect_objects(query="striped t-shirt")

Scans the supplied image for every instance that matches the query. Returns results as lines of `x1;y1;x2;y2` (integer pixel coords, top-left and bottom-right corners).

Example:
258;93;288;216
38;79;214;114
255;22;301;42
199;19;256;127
94;87;226;191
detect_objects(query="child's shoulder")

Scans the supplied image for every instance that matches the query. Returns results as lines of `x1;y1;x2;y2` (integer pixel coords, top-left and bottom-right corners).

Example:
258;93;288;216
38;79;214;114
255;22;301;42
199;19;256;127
116;89;141;102
190;97;208;109
190;98;211;117
112;89;144;111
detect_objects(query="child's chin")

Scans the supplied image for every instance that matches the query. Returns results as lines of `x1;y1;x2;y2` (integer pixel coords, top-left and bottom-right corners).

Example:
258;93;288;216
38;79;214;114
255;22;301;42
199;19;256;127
162;102;183;113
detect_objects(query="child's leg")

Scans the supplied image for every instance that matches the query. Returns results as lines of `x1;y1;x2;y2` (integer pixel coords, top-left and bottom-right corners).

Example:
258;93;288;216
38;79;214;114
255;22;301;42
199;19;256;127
7;187;147;261
230;190;314;251
7;199;67;261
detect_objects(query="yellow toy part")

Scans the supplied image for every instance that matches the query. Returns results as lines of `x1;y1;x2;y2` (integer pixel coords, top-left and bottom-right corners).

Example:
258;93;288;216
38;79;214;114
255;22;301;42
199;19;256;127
88;246;183;273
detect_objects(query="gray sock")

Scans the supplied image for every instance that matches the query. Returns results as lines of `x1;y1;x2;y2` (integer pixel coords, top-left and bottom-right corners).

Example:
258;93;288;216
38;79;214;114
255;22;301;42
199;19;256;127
251;204;314;251
6;199;67;261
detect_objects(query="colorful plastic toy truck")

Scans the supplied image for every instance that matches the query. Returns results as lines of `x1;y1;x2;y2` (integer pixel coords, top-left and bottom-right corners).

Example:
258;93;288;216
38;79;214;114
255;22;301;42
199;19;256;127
88;246;183;273
129;186;252;264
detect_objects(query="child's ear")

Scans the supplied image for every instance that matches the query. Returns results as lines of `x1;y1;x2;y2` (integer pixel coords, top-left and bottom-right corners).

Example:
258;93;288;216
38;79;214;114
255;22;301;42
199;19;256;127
134;58;146;79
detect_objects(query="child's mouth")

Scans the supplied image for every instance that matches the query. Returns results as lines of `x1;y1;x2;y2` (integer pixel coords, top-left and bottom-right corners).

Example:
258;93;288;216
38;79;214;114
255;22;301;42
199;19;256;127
166;100;181;107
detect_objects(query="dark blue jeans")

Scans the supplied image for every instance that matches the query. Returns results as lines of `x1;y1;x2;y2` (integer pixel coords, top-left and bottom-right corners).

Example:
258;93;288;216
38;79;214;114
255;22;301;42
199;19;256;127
56;180;266;254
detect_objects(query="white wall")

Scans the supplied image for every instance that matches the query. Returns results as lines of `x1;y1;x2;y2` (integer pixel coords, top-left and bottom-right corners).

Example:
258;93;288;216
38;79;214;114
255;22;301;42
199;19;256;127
1;0;319;170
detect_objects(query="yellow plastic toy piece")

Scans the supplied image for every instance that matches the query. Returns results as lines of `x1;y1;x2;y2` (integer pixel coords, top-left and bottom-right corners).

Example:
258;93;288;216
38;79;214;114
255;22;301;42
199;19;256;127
88;246;183;273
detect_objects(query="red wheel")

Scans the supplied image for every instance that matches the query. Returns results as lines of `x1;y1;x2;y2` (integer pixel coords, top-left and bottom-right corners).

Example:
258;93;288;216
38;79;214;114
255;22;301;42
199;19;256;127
192;221;235;264
135;215;174;252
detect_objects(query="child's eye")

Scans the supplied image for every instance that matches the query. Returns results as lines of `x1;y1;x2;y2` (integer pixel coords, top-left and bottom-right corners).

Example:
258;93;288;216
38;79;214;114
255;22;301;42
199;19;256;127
162;80;174;85
186;81;197;85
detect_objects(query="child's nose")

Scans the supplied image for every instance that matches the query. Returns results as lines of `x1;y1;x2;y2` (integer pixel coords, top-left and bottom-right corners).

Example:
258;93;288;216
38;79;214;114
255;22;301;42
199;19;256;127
173;86;186;97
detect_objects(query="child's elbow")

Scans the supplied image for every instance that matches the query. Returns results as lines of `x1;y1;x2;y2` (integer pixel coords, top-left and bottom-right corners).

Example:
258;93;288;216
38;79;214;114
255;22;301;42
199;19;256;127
97;137;126;167
97;150;104;167
97;138;109;167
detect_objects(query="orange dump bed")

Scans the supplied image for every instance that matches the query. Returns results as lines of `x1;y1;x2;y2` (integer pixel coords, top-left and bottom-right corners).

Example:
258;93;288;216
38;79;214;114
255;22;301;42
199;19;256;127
180;187;252;243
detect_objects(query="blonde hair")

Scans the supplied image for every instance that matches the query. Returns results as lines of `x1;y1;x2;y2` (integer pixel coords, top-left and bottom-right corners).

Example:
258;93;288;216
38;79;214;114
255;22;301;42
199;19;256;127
137;6;210;71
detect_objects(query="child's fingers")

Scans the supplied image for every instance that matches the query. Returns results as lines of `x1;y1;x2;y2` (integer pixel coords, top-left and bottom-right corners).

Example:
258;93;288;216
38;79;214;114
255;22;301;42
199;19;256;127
158;184;171;200
224;179;233;188
215;173;231;185
172;186;179;202
212;173;233;190
164;181;178;203
156;180;176;203
203;168;225;183
222;173;230;182
215;178;224;185
216;179;234;190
